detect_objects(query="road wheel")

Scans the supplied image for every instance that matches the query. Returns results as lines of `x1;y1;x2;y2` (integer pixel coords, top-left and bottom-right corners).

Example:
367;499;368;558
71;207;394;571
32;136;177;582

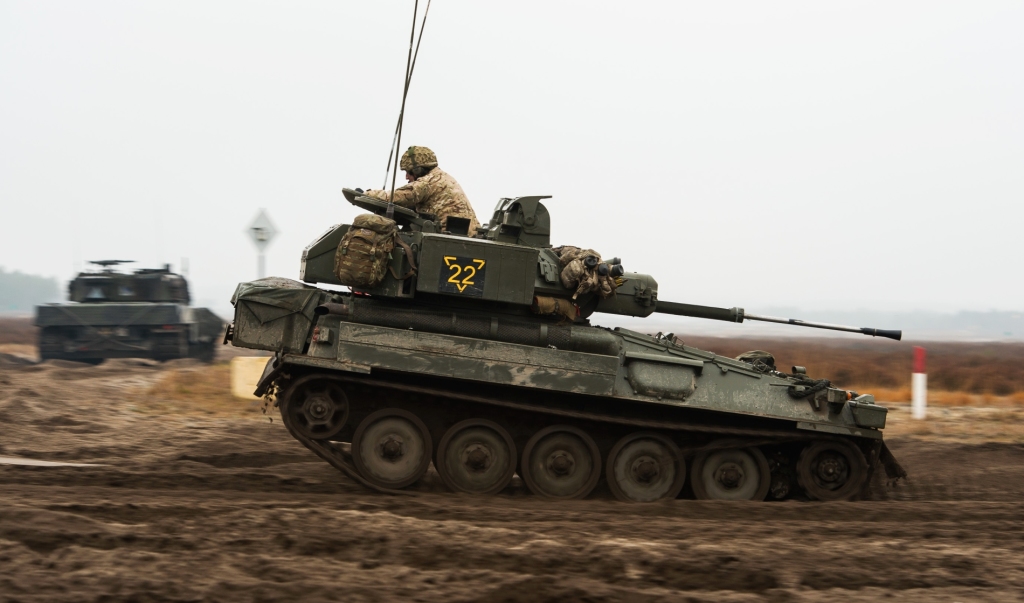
436;419;516;495
281;378;350;440
606;432;686;503
521;425;601;499
796;440;868;501
353;408;432;489
691;444;771;501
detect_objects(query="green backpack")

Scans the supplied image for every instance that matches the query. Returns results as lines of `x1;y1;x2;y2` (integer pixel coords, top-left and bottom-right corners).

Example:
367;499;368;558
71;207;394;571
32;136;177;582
334;213;397;288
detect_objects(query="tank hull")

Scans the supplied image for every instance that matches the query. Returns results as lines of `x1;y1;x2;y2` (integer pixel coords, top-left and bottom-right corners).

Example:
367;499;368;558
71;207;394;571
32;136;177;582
35;303;224;363
230;280;903;502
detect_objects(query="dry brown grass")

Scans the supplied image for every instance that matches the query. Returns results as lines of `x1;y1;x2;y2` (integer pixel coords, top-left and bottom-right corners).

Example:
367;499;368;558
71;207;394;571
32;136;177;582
142;363;261;418
884;402;1024;442
837;386;1024;406
0;343;37;360
0;317;37;345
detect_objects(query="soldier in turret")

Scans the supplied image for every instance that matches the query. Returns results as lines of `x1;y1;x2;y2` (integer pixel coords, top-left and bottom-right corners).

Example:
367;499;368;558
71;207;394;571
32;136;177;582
364;146;480;235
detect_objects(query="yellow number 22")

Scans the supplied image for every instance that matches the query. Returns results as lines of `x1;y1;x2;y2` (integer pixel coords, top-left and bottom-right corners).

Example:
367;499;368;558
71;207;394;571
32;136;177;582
443;257;486;293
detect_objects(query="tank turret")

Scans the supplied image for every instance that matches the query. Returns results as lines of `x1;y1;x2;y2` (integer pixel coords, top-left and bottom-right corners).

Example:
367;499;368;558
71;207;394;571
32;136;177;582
68;261;191;304
297;190;900;340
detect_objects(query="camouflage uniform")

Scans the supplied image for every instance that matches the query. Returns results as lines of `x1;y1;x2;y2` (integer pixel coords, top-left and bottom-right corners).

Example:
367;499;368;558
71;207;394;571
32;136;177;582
552;246;617;300
365;146;481;234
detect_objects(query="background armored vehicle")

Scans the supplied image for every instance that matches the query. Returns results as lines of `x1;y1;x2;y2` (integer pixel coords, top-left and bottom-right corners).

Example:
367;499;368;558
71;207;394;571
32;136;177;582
227;191;905;502
36;261;225;363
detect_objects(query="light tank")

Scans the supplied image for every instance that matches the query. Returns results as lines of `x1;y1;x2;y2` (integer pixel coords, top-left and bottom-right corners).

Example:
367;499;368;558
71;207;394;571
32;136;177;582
36;261;225;364
226;191;906;502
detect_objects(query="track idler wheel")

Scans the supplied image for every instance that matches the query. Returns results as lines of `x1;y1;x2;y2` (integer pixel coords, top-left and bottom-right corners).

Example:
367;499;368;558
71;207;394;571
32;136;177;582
281;377;350;440
436;419;517;495
691;442;771;501
352;408;433;489
521;425;601;499
796;440;868;501
606;432;686;503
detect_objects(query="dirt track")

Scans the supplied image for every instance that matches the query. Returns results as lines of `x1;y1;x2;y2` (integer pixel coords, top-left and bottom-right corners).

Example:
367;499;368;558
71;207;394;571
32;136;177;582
2;352;1023;602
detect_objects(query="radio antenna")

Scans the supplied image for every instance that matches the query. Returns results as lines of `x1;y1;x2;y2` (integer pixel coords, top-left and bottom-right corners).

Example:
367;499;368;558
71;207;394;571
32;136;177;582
383;0;433;218
383;2;432;187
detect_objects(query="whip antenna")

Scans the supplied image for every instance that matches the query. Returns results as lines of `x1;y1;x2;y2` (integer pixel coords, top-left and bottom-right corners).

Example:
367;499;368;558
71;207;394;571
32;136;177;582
383;0;432;189
385;0;432;219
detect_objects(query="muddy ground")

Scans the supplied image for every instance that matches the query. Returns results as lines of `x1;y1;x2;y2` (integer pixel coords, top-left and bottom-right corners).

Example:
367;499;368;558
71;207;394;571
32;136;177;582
1;349;1023;602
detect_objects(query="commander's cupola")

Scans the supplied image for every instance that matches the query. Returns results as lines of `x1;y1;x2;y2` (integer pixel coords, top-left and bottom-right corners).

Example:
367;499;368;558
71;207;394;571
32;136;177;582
483;196;552;248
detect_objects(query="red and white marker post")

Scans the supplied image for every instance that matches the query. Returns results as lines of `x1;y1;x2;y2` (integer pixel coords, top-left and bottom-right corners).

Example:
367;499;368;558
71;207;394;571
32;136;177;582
912;346;927;419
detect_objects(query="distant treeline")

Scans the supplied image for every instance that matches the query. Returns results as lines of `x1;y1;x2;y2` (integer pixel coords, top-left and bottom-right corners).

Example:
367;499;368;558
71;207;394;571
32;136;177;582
0;268;61;313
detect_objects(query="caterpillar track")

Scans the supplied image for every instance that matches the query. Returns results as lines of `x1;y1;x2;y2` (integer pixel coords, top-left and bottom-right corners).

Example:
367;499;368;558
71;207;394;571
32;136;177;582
264;351;904;502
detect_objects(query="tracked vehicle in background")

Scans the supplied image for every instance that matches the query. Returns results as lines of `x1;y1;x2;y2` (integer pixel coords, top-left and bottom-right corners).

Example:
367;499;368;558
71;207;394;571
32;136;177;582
227;191;905;502
36;261;224;364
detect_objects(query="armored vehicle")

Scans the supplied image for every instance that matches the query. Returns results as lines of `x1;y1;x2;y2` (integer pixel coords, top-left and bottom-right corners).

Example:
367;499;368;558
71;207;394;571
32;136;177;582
227;191;905;502
36;261;225;364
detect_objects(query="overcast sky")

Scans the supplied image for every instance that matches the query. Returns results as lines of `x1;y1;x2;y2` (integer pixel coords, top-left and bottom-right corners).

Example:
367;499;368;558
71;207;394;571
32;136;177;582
1;1;1022;317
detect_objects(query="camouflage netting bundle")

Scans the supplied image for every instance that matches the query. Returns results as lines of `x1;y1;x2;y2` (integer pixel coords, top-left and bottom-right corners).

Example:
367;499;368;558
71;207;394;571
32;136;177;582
334;214;397;288
735;350;776;371
553;246;617;300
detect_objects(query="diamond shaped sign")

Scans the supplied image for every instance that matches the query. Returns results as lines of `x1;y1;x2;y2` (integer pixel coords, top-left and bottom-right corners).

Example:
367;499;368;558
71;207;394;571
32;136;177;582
247;209;277;252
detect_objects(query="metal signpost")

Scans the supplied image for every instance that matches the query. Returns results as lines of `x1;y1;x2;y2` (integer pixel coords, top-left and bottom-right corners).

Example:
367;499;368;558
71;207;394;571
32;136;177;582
247;209;277;279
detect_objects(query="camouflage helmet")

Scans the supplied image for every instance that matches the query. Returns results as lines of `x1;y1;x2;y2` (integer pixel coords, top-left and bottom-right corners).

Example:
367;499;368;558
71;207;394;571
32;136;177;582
400;146;438;172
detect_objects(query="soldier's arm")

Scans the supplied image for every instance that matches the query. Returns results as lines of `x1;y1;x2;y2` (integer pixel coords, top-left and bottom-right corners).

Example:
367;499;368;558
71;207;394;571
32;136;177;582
363;183;423;209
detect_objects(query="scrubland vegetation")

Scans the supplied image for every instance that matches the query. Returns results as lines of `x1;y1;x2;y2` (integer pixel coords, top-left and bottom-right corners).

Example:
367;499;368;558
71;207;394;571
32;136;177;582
0;317;37;345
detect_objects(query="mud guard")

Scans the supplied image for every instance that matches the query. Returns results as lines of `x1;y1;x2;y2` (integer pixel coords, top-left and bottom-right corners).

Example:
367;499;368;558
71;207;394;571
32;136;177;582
880;441;908;480
253;356;282;398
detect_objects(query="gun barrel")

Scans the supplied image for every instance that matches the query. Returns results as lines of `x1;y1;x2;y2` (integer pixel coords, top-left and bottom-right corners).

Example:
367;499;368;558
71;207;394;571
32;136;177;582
743;313;902;341
653;301;902;341
654;301;744;323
